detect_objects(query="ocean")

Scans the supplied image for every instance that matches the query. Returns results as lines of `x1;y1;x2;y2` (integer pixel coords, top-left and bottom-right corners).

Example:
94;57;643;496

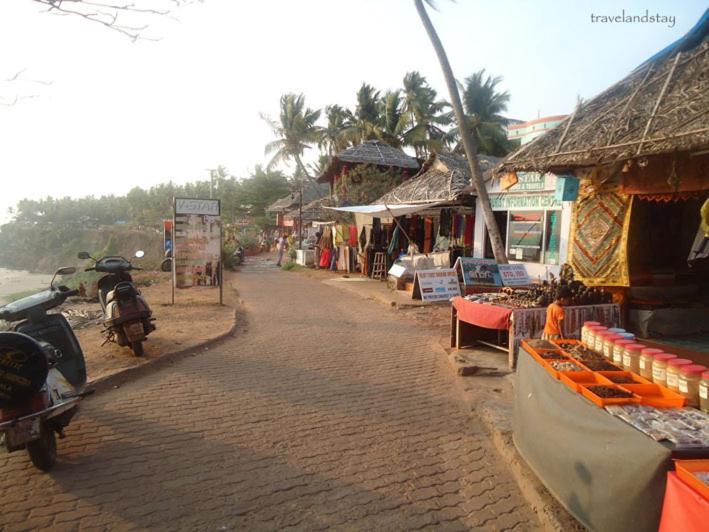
0;268;52;305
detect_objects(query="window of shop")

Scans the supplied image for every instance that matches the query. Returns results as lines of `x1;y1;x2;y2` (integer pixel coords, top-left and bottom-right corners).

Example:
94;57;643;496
485;209;562;264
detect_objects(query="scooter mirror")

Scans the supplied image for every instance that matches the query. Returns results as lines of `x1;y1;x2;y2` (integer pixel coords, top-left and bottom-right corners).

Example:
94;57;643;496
134;250;145;259
56;267;77;276
77;251;91;260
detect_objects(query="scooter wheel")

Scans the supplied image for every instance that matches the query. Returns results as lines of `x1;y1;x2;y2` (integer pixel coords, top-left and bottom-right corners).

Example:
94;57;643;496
160;259;172;272
131;341;144;357
26;422;57;472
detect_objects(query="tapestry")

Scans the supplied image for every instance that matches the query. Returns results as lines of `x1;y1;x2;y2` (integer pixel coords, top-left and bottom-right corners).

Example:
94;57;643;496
569;190;633;286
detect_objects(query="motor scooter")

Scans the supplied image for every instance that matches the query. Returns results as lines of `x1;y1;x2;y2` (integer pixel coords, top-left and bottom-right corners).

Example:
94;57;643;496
232;246;244;269
78;250;155;356
0;267;90;471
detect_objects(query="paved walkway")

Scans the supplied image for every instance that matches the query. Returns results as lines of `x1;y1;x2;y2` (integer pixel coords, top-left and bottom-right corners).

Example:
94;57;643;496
0;259;539;531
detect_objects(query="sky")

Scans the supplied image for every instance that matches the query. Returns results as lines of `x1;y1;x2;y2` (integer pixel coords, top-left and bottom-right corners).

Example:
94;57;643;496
0;0;705;222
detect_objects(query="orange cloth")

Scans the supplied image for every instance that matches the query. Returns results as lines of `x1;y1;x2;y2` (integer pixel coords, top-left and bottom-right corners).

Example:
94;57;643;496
543;302;565;336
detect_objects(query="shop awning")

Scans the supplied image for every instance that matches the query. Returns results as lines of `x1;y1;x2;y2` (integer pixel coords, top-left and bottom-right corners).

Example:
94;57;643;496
324;201;445;218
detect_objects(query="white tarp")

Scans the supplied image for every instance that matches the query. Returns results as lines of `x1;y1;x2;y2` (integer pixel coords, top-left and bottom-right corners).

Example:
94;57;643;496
324;202;444;218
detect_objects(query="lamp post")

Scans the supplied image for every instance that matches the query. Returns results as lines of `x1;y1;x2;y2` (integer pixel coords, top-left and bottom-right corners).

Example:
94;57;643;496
298;178;303;249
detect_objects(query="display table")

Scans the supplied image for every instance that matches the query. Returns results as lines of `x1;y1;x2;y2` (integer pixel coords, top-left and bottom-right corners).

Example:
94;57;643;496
450;297;620;368
659;472;709;531
514;347;672;531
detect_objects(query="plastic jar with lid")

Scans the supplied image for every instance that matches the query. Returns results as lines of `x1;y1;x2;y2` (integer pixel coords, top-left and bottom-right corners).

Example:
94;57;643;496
666;359;693;392
595;331;612;353
678;365;708;408
652;353;678;386
622;343;645;373
613;339;635;365
608;328;626;334
581;322;601;345
617;332;635;341
587;326;607;350
699;371;709;413
602;334;622;359
639;348;664;380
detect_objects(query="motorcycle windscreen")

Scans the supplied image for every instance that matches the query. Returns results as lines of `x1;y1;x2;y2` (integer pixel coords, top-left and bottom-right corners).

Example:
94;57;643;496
16;314;87;388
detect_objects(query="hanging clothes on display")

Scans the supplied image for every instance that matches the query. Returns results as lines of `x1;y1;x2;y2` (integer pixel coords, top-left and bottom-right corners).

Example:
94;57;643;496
439;209;451;237
464;214;474;247
423;218;433;254
387;226;400;255
371;218;383;249
348;225;358;247
319;247;331;268
359;226;367;252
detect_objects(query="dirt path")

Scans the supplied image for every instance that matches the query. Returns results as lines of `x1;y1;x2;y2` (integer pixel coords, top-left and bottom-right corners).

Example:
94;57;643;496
0;257;539;531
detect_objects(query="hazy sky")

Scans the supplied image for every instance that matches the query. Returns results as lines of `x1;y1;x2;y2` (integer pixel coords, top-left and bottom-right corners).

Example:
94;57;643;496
0;0;705;221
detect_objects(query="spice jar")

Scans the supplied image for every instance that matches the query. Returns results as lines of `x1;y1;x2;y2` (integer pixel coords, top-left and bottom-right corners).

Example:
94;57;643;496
581;322;601;345
595;331;611;353
622;343;645;373
666;359;693;392
639;348;664;380
613;339;635;365
607;328;626;334
617;332;636;341
602;334;622;359
652;353;678;386
587;326;607;350
699;371;709;413
678;365;707;408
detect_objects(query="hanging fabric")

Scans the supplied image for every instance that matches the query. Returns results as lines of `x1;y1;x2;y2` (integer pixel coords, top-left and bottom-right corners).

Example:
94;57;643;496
464;214;474;247
423;218;433;254
439;209;451;237
359;226;367;252
348;225;358;247
372;218;383;249
319;247;331;268
387;226;400;255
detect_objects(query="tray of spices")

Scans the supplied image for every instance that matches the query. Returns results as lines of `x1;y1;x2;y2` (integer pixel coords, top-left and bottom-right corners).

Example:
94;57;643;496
580;384;639;407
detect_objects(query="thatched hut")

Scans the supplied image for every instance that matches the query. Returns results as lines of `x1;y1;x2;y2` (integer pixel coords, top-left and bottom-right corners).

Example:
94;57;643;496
265;181;329;229
376;153;500;204
317;140;420;203
498;11;709;340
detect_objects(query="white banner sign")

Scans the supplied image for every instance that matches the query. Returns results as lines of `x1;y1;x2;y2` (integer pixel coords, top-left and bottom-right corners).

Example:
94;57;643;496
498;264;532;286
412;268;461;302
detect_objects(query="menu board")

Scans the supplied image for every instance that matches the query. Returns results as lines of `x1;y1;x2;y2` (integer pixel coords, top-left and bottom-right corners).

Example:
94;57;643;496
498;264;531;286
412;269;461;302
454;257;502;287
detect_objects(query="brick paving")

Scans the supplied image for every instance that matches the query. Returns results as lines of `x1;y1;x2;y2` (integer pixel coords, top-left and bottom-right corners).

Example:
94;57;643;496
0;258;540;531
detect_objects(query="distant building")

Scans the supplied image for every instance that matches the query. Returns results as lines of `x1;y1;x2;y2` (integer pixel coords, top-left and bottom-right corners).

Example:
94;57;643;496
506;115;567;145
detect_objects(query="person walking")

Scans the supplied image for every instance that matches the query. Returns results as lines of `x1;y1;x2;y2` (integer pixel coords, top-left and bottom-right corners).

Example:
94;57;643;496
276;234;287;267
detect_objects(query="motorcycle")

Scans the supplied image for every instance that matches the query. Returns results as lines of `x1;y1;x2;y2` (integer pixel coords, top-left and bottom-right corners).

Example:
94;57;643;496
160;248;172;272
232;246;244;270
78;250;155;356
0;267;90;471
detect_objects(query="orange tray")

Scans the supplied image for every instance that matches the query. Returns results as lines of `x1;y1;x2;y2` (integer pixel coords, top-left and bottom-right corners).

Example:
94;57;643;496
523;342;569;380
559;371;611;392
597;371;652;385
551;339;583;350
622;384;686;408
675;460;709;499
579;384;640;408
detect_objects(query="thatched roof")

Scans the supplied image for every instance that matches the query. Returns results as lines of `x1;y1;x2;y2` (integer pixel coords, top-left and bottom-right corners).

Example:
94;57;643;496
499;11;709;173
265;181;329;213
375;153;501;204
317;140;420;183
284;196;342;223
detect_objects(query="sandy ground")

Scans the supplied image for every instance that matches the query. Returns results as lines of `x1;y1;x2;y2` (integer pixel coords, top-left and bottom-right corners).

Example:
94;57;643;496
69;271;237;382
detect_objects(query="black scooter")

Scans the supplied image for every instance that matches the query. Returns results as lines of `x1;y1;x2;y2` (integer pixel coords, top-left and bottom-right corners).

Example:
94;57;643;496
78;250;155;356
0;267;89;471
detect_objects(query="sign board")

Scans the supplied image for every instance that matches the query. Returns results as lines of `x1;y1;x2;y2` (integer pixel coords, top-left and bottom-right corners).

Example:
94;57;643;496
512;172;546;191
454;257;502;287
489;193;561;210
173;198;222;295
498;264;532;286
412;269;461;302
388;264;408;279
163;220;173;255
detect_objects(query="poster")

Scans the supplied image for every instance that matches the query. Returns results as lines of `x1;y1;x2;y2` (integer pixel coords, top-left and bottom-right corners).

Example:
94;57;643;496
163;220;173;256
174;198;221;289
412;269;461;302
454;257;502;287
498;264;531;286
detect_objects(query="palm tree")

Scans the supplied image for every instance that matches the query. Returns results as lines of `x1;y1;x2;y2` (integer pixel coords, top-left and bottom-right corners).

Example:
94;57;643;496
452;69;514;156
401;71;451;158
344;83;384;145
261;93;321;180
319;104;351;155
414;0;507;263
377;90;407;148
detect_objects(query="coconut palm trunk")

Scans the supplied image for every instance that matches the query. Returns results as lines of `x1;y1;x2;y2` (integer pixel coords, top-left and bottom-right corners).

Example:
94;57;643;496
414;0;508;263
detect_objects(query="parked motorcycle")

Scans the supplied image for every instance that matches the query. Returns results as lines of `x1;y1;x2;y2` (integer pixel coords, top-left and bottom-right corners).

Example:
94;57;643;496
160;248;172;272
232;246;245;270
0;267;90;471
78;250;155;356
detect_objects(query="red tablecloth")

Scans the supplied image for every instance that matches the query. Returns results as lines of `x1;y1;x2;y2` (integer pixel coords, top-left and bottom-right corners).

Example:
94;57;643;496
452;297;512;330
659;472;709;532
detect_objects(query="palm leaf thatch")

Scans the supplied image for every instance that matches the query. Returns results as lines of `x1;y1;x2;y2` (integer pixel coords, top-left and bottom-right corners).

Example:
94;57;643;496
317;140;420;183
376;152;500;204
265;182;329;213
283;196;343;224
500;12;709;174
